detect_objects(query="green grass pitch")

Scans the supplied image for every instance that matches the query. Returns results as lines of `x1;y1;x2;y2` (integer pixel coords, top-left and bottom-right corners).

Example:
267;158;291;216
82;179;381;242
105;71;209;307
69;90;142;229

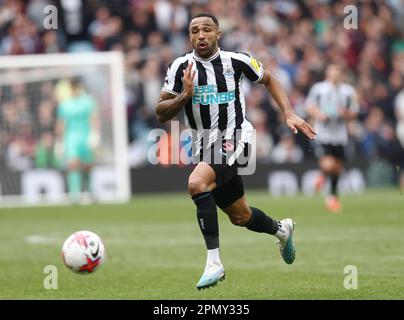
0;189;403;299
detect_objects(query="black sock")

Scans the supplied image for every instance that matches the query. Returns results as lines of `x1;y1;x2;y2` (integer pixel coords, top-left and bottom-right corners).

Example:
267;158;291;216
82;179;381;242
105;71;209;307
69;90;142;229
245;207;279;234
192;192;219;250
330;174;339;196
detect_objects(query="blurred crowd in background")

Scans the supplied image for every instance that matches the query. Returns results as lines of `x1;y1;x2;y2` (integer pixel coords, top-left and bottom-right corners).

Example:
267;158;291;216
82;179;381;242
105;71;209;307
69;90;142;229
1;0;404;186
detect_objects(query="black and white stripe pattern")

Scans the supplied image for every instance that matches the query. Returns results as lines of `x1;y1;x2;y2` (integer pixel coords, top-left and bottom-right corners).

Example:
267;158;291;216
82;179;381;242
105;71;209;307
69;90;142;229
162;49;263;157
305;81;359;146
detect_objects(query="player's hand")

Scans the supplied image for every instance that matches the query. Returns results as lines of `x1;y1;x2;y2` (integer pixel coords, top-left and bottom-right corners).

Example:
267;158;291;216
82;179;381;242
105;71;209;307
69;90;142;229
338;107;350;120
285;113;317;140
182;62;196;98
317;112;329;122
54;139;64;159
88;131;100;149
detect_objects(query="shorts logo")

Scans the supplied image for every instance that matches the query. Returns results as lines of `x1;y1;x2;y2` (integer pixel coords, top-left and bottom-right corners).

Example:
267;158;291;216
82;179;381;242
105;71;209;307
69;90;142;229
223;65;235;77
223;142;234;152
218;142;234;157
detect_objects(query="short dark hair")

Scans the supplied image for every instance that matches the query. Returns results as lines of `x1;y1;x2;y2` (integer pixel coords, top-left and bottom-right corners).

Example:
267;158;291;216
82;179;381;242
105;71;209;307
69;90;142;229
189;13;219;28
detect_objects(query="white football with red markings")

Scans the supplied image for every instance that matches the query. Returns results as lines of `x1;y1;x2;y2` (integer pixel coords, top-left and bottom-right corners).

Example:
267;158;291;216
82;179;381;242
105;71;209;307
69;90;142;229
62;231;106;274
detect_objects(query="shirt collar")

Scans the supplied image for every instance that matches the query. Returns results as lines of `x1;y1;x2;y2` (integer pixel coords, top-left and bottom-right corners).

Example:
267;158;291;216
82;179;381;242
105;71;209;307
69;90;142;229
325;80;341;88
193;48;220;62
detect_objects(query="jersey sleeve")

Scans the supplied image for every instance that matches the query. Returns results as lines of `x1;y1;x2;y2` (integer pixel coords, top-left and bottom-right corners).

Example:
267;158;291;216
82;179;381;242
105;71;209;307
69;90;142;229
305;83;320;108
161;58;187;96
233;52;264;83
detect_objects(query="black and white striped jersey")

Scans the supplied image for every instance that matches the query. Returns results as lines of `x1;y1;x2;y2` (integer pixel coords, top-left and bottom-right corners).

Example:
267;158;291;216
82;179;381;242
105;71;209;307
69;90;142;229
162;49;264;157
305;80;359;146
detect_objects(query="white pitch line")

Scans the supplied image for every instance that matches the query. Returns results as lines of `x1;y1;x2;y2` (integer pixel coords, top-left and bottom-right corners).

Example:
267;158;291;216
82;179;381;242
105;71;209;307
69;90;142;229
24;233;259;246
25;234;64;245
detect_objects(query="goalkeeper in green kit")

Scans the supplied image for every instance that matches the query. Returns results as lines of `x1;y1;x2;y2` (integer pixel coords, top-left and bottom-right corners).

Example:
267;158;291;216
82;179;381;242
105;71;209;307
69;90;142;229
56;78;100;202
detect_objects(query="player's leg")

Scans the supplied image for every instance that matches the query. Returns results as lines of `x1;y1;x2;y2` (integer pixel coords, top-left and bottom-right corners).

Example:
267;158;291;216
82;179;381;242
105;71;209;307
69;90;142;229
67;158;82;202
65;140;83;202
81;163;94;203
316;154;334;192
216;181;295;264
326;155;343;213
189;162;218;250
80;142;95;201
330;158;343;197
82;164;91;192
319;144;345;212
222;196;278;233
188;162;223;289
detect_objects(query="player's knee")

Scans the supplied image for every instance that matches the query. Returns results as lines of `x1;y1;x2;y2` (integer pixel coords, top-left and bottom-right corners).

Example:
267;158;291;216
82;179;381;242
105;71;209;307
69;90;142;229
229;213;250;226
68;161;80;171
188;176;208;195
335;160;343;173
320;157;335;174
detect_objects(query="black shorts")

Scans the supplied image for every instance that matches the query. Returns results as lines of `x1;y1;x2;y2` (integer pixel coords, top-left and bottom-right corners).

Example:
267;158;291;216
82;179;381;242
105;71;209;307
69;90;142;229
211;175;245;210
319;144;345;161
207;141;250;209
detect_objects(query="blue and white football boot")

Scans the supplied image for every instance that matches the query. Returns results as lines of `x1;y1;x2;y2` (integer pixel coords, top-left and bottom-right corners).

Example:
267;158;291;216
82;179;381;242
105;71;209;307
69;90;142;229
196;263;225;290
276;218;296;264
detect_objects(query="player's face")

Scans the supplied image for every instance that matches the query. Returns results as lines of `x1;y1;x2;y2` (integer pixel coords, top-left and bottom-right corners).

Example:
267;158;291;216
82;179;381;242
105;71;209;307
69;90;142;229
326;65;342;83
72;85;82;96
189;17;220;59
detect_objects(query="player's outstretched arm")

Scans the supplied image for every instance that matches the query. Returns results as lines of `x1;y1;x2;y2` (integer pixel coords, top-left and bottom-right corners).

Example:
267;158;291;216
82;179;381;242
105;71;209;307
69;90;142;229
156;91;190;123
259;70;316;140
156;62;196;123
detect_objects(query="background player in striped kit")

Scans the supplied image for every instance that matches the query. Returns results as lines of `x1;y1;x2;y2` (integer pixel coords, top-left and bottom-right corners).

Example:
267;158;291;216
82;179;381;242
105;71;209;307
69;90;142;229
305;64;359;213
156;13;316;289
